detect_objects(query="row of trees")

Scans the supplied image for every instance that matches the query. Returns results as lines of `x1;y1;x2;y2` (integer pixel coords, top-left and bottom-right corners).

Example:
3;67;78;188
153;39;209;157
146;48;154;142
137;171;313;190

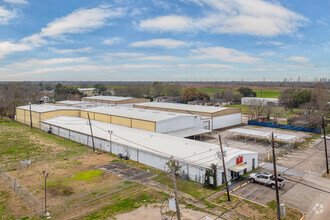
279;83;329;114
0;83;41;117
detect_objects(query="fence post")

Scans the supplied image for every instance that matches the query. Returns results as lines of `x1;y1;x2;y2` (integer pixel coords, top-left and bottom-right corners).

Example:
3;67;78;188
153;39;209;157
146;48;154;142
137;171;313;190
13;178;16;192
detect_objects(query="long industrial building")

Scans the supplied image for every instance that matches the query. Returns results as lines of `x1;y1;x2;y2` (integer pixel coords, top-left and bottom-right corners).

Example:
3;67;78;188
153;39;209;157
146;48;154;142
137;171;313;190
134;102;242;130
41;116;258;186
15;105;79;128
82;96;150;107
55;100;95;109
80;106;209;136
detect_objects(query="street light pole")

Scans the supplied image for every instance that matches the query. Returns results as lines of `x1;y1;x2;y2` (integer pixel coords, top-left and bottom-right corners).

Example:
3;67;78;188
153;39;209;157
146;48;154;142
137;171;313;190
42;170;49;216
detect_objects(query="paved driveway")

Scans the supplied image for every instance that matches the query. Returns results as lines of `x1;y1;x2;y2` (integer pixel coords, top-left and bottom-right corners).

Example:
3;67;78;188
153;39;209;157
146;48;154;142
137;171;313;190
230;171;295;206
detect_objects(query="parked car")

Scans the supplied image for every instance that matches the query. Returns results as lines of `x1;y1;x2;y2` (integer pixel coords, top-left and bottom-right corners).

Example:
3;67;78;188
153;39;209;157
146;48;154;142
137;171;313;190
321;135;330;140
249;172;285;189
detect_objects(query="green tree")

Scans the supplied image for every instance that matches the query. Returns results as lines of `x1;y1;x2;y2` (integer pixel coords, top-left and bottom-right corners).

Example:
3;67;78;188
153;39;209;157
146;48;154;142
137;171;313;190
94;84;107;95
238;87;257;97
181;88;210;102
151;82;165;97
164;84;182;97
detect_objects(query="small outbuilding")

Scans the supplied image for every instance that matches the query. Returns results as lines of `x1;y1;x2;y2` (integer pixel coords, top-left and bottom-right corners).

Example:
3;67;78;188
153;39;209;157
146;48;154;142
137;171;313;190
134;102;241;130
15;105;79;128
41;116;258;186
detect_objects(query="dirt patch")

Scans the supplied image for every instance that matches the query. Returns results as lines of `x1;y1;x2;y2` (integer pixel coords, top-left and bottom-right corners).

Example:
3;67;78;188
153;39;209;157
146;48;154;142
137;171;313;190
8;153;120;201
115;204;217;220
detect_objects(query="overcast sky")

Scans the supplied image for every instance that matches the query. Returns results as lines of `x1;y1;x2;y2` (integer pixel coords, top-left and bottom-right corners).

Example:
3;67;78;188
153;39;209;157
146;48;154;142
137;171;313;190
0;0;329;81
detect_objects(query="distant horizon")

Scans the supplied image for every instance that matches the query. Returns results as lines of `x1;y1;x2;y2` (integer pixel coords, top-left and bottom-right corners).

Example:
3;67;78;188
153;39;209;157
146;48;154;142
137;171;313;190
1;0;329;81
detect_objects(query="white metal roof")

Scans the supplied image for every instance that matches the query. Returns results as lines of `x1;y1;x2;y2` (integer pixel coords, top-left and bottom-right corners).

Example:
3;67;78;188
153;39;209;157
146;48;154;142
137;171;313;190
165;128;212;138
83;96;134;101
134;102;232;113
42;116;257;169
82;106;195;122
17;104;78;113
228;128;297;142
56;101;86;105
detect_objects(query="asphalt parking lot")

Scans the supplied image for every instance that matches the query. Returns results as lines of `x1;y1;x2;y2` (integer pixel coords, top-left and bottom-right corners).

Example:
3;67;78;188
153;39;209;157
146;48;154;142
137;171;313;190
97;161;155;181
229;170;296;206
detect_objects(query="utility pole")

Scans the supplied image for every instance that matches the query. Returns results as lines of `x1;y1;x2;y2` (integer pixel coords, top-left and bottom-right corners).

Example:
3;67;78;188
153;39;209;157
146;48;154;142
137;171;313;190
87;113;95;152
168;157;181;220
108;130;113;154
322;116;329;174
271;132;281;220
29;102;32;129
218;134;230;201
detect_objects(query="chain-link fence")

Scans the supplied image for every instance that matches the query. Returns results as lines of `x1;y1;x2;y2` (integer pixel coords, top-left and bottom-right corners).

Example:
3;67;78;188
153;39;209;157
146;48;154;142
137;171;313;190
0;167;44;216
47;180;137;216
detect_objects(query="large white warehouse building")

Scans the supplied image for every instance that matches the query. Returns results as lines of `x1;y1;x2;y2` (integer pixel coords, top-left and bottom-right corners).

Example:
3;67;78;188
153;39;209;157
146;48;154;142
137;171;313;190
134;102;242;130
41;116;258;186
80;106;208;137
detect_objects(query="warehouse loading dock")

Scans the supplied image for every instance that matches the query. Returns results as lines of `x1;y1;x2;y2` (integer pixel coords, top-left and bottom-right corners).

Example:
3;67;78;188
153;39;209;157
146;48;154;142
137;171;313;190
133;102;242;130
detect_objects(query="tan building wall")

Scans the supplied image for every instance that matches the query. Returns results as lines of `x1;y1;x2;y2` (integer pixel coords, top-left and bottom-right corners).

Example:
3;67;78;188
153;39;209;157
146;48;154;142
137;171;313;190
95;113;110;123
16;108;80;128
111;116;132;127
131;119;156;132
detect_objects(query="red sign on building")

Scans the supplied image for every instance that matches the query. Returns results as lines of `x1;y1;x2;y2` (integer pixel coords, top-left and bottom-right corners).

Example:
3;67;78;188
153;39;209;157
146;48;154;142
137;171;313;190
236;156;243;164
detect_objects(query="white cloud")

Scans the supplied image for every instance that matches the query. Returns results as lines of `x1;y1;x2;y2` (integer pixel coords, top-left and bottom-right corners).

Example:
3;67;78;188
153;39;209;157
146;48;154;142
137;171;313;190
139;56;176;61
40;6;124;38
256;41;283;46
0;57;89;70
139;15;192;32
3;0;28;5
286;56;309;63
52;47;92;54
0;6;16;24
139;0;307;37
192;47;260;63
0;41;32;58
104;52;143;60
129;39;188;48
0;5;124;58
103;37;123;46
259;51;276;57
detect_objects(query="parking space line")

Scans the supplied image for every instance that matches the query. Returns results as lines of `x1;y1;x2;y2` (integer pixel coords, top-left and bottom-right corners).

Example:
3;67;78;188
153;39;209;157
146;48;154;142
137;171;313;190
230;194;268;208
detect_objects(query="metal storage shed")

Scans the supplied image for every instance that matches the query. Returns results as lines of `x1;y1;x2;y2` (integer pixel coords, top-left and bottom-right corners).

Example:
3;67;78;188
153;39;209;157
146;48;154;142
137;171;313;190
41;116;258;186
80;106;208;135
81;96;150;106
134;102;242;130
15;105;79;128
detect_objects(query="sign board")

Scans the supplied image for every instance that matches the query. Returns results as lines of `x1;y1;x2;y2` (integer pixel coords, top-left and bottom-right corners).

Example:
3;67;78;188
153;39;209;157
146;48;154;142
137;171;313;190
168;196;176;211
20;160;31;165
236;156;243;165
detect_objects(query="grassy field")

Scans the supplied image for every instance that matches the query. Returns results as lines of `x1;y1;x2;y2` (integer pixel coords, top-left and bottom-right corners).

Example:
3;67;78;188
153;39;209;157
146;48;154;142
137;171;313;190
194;88;281;98
254;90;280;98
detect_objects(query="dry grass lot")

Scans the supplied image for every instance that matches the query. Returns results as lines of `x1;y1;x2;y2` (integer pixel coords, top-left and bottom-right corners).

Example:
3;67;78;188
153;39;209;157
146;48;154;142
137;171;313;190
0;122;128;219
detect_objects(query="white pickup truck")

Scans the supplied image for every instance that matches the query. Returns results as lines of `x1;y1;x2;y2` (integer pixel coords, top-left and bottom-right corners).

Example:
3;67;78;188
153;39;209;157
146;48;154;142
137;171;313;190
249;172;285;189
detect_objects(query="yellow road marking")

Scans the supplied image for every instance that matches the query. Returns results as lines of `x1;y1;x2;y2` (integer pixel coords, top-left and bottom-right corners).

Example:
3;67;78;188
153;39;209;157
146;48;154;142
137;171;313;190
233;192;242;202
